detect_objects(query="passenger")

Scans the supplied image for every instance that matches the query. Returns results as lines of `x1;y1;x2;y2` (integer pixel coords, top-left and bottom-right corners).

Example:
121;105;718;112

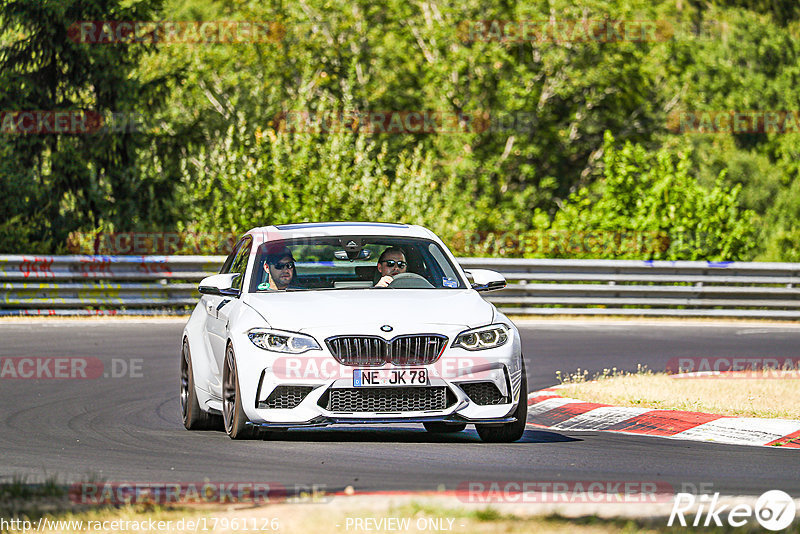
374;247;407;287
258;247;297;291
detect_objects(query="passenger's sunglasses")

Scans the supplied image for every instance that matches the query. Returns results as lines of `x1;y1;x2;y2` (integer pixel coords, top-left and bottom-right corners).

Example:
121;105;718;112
271;262;295;270
380;260;407;269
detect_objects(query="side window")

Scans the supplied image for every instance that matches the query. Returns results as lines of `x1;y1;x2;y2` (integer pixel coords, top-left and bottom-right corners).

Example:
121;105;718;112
229;236;252;292
220;237;245;274
428;243;461;287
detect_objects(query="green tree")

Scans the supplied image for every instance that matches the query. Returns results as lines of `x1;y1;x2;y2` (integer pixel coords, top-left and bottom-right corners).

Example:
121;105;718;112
548;132;756;260
3;0;798;261
177;103;480;243
0;0;169;252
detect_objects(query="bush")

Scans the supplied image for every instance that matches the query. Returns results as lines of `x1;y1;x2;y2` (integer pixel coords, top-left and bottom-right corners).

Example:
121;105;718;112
545;132;757;260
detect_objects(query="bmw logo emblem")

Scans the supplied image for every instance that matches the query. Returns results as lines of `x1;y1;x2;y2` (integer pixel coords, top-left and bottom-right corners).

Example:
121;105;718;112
380;325;393;332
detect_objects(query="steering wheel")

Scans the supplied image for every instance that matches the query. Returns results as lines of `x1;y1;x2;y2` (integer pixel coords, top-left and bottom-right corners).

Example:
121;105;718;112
388;272;434;289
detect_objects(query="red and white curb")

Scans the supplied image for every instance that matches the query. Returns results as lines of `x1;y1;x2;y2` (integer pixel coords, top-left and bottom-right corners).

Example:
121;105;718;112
526;388;800;448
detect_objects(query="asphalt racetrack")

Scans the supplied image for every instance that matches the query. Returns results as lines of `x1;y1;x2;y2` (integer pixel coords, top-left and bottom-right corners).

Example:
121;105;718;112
1;319;798;496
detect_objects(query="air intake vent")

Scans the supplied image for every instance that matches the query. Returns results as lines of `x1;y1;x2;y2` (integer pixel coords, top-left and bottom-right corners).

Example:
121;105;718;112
325;335;447;367
320;387;455;412
460;382;508;405
258;386;313;409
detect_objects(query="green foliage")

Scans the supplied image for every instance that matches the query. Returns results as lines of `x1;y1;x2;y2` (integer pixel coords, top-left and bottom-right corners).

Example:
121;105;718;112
758;179;800;261
178;108;478;243
0;0;170;252
1;0;798;261
548;132;756;260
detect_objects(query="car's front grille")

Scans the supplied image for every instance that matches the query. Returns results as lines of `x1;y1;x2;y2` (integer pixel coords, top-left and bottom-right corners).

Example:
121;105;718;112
326;337;387;366
390;335;447;366
319;386;454;412
325;335;447;367
258;386;313;409
460;382;508;405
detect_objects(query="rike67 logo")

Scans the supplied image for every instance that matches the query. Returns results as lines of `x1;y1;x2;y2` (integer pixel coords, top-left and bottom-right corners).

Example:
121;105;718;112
669;490;796;530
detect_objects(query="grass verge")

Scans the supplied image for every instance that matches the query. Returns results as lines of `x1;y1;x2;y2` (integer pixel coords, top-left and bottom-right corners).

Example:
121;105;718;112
3;492;792;534
556;368;800;419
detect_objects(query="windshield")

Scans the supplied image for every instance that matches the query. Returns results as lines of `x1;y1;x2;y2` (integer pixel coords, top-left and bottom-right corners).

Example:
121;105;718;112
249;236;465;292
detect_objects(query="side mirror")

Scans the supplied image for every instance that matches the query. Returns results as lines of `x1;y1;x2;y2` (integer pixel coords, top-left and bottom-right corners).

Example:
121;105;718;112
198;273;241;297
464;269;507;292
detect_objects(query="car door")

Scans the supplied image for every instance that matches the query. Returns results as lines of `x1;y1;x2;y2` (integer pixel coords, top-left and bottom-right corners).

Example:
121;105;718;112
203;237;248;392
207;235;252;385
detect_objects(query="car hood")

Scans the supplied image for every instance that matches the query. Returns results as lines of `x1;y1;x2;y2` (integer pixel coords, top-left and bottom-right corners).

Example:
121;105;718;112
244;289;494;331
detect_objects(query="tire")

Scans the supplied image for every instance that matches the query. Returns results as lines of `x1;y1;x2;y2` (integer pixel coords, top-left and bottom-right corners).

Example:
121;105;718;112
222;343;257;439
180;339;222;430
423;422;467;433
476;358;528;443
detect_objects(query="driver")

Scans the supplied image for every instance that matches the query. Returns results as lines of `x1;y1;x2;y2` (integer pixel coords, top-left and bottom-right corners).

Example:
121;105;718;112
258;247;297;291
374;247;407;287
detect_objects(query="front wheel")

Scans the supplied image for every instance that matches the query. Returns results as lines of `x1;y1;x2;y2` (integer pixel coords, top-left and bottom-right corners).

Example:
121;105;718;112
180;340;221;430
222;344;257;440
476;358;528;443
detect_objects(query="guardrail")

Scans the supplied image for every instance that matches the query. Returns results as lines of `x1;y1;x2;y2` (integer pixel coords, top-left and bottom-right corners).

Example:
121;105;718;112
458;258;800;319
0;255;225;316
2;255;800;319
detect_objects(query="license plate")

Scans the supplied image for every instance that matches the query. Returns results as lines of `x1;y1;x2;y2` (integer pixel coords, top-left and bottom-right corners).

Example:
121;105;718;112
353;368;429;387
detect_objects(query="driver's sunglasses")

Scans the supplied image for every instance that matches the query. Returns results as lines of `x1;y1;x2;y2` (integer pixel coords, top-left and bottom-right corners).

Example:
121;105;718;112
271;262;295;270
380;260;407;269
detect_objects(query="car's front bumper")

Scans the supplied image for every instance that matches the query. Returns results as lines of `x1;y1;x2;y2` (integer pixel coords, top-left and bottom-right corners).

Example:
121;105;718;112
233;325;524;428
247;415;517;429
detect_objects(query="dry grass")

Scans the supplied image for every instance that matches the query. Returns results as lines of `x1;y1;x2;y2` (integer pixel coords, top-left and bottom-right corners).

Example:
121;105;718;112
4;490;795;533
557;370;800;419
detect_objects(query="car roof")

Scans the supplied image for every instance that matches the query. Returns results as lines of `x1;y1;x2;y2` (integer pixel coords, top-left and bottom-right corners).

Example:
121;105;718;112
247;222;438;241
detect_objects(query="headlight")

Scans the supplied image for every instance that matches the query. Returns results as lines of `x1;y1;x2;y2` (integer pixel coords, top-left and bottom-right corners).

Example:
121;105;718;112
247;329;321;354
453;324;509;351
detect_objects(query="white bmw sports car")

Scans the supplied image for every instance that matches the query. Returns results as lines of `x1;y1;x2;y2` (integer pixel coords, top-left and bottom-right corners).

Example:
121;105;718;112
181;222;528;442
